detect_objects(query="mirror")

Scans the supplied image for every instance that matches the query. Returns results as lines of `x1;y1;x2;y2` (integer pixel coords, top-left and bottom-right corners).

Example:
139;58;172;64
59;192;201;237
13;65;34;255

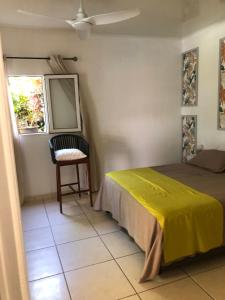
45;74;81;133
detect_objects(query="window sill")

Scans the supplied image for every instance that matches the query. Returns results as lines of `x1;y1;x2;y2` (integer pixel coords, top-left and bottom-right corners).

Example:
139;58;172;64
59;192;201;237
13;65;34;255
19;132;49;137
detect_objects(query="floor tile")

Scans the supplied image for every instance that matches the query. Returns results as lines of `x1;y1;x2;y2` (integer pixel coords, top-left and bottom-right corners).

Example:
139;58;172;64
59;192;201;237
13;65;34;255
76;195;90;205
65;260;135;300
22;200;45;214
22;210;49;231
101;231;141;258
192;265;225;300
80;202;105;216
77;194;90;205
83;208;108;218
183;253;225;276
76;193;97;206
44;196;80;213
122;295;140;300
139;278;211;300
77;194;105;216
24;227;54;252
51;215;97;244
26;247;62;281
57;237;112;272
87;214;120;235
22;201;49;231
47;206;84;226
117;253;187;293
29;274;70;300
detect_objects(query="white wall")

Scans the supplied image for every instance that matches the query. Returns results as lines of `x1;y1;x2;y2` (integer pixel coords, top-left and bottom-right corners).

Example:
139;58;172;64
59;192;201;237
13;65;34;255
1;27;181;199
182;20;225;149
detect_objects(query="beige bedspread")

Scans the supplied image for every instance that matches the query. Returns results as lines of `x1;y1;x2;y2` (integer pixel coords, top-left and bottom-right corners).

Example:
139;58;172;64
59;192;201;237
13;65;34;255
94;164;225;282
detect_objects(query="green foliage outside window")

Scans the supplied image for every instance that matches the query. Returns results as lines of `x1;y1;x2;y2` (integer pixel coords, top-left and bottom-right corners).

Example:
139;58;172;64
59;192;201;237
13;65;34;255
9;77;46;134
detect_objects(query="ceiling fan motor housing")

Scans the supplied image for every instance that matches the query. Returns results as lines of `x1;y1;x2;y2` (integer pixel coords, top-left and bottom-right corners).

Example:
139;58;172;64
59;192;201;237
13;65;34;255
72;21;91;30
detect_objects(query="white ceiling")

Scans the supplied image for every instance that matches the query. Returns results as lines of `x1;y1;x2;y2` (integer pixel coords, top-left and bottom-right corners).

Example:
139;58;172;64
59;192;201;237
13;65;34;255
1;0;225;37
183;0;225;36
0;0;182;37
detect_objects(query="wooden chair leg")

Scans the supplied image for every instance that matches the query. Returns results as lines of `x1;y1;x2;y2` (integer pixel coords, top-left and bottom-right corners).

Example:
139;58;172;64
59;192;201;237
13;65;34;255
76;164;81;198
87;160;93;207
56;164;63;214
56;165;60;202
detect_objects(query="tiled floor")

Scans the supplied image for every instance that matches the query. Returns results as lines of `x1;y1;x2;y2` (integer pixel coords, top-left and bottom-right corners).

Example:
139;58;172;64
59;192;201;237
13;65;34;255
22;194;225;300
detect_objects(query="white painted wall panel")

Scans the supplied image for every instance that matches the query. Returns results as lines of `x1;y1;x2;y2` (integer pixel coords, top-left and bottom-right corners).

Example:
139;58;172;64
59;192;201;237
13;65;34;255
1;28;181;198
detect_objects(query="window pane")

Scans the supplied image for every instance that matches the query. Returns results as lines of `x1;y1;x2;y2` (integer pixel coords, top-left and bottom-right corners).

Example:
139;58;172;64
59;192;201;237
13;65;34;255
49;78;78;129
8;76;46;134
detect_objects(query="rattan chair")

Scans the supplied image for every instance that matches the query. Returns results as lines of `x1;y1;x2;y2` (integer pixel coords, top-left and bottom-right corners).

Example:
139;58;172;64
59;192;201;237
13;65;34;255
49;134;93;213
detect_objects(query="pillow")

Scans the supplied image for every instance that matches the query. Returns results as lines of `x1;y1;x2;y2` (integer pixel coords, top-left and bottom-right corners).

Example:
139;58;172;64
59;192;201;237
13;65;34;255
55;148;87;161
188;149;225;173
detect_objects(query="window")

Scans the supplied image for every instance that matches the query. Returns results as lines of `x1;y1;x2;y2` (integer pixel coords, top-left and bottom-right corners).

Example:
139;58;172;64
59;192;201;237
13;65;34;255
45;74;81;133
8;76;47;134
8;74;82;135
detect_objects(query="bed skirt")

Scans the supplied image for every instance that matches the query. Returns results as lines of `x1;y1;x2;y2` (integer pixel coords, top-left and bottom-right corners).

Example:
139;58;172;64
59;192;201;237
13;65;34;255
94;176;163;282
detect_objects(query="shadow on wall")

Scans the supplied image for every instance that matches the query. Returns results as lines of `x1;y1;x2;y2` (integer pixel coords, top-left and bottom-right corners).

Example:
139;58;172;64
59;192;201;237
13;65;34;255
100;135;133;174
79;74;137;180
79;73;101;190
79;73;134;180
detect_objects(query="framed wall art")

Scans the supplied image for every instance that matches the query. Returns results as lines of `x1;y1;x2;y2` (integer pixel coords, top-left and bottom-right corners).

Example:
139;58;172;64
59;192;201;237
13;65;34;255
219;38;225;129
182;115;197;162
182;48;199;106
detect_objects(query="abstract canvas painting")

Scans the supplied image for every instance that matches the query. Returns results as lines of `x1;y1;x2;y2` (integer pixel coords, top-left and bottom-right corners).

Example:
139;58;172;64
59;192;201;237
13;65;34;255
219;38;225;129
182;48;198;106
182;115;197;162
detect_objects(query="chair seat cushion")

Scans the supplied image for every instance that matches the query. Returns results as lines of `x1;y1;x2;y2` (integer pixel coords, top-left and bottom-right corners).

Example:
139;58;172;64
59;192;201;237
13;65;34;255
55;148;87;161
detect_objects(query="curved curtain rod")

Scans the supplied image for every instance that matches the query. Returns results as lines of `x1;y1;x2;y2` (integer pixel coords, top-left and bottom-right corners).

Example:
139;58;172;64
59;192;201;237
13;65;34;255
5;56;78;62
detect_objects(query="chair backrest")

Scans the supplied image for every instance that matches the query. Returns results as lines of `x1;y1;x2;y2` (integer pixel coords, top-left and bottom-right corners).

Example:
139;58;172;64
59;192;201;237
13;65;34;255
49;134;89;163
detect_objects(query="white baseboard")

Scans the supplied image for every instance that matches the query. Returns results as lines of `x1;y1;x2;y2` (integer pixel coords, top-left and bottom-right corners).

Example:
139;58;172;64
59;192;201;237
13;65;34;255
24;193;57;203
24;189;98;204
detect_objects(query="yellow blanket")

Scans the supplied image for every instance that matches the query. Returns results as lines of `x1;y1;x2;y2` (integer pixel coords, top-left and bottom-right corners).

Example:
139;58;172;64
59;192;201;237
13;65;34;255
107;168;223;263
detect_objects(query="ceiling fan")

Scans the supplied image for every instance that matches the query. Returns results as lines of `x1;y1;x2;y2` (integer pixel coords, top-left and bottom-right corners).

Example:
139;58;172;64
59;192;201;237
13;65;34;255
18;0;141;40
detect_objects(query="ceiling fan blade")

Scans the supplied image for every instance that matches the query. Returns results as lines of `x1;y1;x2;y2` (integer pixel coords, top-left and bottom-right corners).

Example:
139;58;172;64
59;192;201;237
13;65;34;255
85;9;140;26
65;20;76;26
17;9;66;22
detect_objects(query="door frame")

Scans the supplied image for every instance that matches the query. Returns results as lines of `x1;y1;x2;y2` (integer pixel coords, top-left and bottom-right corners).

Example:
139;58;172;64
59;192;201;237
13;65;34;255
0;35;30;300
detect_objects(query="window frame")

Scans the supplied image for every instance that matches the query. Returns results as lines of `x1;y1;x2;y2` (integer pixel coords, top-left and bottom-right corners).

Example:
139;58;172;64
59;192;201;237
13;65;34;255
8;75;49;135
44;74;82;134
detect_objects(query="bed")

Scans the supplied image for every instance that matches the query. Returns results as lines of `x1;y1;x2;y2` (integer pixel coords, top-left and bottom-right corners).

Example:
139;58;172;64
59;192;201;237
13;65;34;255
94;162;225;282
